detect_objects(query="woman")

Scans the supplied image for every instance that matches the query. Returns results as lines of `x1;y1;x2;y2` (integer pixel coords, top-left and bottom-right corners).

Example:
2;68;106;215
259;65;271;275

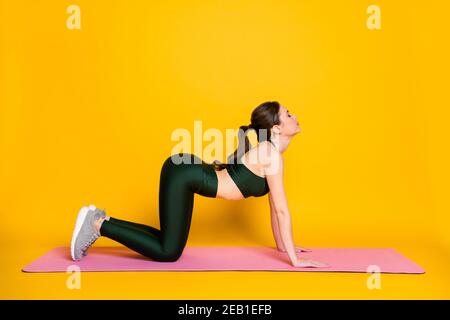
70;101;329;268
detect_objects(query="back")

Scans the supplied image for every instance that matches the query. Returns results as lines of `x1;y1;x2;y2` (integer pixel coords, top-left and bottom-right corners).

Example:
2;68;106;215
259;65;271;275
225;141;274;198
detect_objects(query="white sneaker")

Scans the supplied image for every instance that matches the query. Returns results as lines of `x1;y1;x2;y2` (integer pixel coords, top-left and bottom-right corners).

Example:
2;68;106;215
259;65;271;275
70;205;106;261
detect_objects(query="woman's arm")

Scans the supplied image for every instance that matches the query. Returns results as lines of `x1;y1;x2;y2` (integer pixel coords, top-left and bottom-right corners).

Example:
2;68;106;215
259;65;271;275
264;147;298;266
269;192;285;251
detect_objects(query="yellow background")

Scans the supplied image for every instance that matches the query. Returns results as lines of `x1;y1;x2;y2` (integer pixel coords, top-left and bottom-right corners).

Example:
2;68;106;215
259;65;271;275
1;0;449;299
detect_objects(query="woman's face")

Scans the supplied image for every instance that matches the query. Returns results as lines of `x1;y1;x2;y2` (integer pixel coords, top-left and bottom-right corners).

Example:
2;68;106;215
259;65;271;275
276;105;301;137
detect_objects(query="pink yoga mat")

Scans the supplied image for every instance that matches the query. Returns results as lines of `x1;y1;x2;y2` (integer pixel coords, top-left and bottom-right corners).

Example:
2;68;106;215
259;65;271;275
22;246;425;274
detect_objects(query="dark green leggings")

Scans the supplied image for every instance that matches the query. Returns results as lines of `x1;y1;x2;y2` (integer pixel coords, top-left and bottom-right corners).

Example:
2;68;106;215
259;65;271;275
99;153;218;262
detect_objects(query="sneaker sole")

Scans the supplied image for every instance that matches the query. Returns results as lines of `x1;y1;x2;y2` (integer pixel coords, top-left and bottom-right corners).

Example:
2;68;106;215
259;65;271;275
70;205;96;261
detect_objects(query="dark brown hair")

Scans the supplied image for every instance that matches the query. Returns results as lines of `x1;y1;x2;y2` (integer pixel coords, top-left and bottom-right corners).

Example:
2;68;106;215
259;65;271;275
212;101;281;171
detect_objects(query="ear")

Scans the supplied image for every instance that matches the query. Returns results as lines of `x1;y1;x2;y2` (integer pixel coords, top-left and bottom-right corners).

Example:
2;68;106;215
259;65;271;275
271;124;281;135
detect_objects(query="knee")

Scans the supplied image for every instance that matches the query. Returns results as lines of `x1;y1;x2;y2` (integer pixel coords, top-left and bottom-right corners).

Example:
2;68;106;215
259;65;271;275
161;255;181;262
154;250;183;262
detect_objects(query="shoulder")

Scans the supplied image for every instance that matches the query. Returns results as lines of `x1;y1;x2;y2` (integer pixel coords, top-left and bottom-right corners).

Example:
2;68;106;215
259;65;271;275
254;141;282;169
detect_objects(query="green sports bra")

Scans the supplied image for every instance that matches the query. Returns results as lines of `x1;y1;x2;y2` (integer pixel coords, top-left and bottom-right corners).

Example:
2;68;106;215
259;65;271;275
225;139;277;198
226;161;270;198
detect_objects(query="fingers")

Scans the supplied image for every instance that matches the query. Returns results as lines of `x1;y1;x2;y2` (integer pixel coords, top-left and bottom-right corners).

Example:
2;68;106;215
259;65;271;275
311;260;330;268
304;259;330;268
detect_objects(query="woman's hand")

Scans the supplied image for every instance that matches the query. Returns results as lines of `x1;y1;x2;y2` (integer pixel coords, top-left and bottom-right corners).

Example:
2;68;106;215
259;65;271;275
277;245;312;253
292;258;330;268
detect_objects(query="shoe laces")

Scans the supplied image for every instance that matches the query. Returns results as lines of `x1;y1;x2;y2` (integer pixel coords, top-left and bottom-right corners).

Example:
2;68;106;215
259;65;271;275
82;233;100;251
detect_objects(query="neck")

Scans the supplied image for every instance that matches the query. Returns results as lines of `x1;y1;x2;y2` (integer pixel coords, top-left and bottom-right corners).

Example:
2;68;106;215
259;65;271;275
271;135;291;153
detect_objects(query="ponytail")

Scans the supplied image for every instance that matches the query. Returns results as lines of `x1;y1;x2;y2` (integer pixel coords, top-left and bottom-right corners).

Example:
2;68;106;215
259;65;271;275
212;101;280;170
212;124;253;171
